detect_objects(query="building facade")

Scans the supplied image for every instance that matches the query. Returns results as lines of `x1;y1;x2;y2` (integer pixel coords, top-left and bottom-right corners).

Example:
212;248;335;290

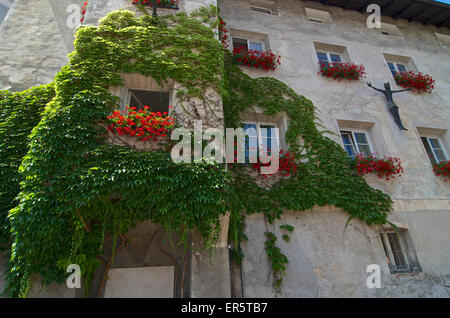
0;0;449;297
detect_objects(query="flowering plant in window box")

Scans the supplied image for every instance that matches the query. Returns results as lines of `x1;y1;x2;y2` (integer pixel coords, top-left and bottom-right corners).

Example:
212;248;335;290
354;154;403;181
232;46;281;71
106;106;175;142
251;149;298;178
432;160;449;182
318;62;366;81
132;0;179;9
394;71;435;94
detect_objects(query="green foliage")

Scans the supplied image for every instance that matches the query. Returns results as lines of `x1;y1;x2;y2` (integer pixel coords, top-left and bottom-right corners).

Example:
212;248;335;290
264;232;289;294
0;85;55;248
2;6;233;297
0;5;393;297
223;53;392;290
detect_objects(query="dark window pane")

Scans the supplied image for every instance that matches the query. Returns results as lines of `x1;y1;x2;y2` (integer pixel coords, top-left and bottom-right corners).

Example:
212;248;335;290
316;51;328;64
397;64;407;72
421;137;438;165
128;90;169;114
330;54;341;63
232;38;248;51
387;232;406;266
388;63;397;77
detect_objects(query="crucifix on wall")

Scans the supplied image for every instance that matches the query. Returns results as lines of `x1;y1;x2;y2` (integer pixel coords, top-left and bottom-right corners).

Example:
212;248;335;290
367;82;412;131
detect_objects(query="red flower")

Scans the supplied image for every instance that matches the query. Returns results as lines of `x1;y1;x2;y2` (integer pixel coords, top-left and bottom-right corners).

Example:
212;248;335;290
432;160;450;181
394;71;435;94
106;106;175;142
318;62;366;81
232;47;281;72
354;154;403;180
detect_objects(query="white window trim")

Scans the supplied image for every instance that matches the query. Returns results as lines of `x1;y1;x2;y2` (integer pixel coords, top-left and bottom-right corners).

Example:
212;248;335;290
387;61;407;74
422;136;449;164
232;37;265;52
243;121;280;153
316;51;343;64
340;130;374;157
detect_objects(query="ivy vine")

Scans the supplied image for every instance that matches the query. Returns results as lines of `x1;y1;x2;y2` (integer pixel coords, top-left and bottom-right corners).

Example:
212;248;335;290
0;5;392;297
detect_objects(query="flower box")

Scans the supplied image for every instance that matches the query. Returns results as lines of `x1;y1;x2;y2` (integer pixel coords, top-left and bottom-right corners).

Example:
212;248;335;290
318;62;366;81
132;0;179;9
251;149;298;178
394;71;435;94
232;46;281;71
106;106;175;142
432;160;450;181
354;154;403;181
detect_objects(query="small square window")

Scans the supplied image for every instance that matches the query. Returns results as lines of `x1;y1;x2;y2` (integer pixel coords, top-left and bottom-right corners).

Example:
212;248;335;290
340;130;373;158
379;229;421;274
316;51;343;69
232;37;265;53
0;1;14;25
387;62;407;77
127;89;169;114
250;6;272;14
420;136;448;165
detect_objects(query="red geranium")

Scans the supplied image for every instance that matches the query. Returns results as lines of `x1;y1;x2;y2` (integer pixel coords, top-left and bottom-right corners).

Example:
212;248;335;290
233;46;281;71
355;154;403;180
251;149;298;178
318;62;366;81
432;160;450;181
394;71;435;94
106;106;175;141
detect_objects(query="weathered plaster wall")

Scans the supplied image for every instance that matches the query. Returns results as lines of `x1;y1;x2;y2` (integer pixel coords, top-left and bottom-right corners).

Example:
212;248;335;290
220;0;450;201
220;0;450;298
242;209;450;298
0;0;87;91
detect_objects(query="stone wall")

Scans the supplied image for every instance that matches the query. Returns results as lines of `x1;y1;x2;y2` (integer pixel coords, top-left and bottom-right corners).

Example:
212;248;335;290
0;0;88;91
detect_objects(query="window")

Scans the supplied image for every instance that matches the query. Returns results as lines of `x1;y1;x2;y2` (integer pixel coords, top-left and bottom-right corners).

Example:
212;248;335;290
420;136;448;165
435;33;450;46
387;62;407;77
379;229;421;274
316;51;342;67
340;130;373;158
305;8;333;24
232;37;265;53
250;6;272;14
243;122;279;162
126;89;169;114
0;0;14;25
380;23;402;37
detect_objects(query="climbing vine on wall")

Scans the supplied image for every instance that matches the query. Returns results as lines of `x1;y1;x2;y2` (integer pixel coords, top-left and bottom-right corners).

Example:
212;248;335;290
222;52;392;292
0;6;392;297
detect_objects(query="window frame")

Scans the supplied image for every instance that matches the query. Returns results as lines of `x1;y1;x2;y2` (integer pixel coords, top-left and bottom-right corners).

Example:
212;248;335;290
379;230;420;274
122;88;171;114
387;61;407;77
339;130;374;158
316;51;343;66
421;136;449;164
243;121;280;161
232;37;265;53
250;6;272;15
